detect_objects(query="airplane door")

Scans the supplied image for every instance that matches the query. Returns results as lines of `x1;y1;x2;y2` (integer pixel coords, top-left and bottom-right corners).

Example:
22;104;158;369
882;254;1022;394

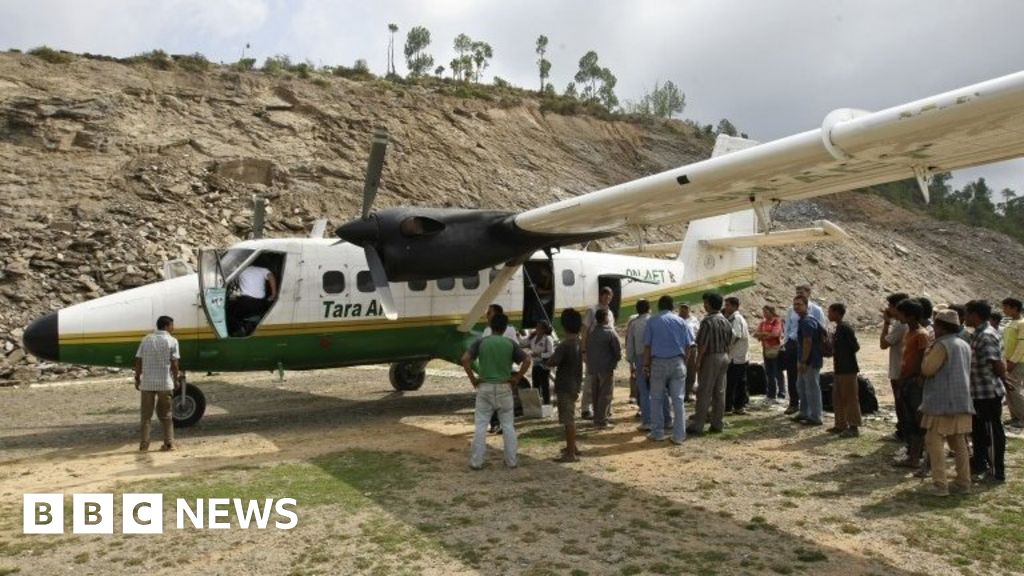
597;275;623;321
198;248;229;339
554;259;583;320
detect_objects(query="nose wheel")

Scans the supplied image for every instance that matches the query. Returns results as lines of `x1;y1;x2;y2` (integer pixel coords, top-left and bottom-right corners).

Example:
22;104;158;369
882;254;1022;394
172;373;207;428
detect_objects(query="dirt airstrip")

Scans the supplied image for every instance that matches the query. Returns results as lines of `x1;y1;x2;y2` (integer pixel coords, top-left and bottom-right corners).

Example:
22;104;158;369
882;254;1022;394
1;340;1022;576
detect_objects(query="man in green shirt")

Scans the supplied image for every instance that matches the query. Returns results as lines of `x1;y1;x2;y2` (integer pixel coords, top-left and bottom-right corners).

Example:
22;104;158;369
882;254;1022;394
462;312;532;469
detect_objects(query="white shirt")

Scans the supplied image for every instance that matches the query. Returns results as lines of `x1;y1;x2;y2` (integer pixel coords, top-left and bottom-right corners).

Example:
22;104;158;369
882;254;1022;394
728;312;750;364
238;266;270;299
482;325;519;342
885;320;908;380
135;330;180;392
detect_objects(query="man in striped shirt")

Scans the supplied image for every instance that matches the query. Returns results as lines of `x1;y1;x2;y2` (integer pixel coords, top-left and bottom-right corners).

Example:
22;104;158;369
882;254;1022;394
966;300;1007;482
687;292;733;436
134;316;180;451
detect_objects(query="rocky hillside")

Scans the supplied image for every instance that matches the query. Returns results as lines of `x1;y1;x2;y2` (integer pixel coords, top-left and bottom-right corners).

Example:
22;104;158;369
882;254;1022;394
1;51;1022;383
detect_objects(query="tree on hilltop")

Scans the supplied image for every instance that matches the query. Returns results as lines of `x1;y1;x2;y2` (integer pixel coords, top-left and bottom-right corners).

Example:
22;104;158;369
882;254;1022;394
387;23;398;76
536;35;551;93
574;51;618;110
404;26;434;77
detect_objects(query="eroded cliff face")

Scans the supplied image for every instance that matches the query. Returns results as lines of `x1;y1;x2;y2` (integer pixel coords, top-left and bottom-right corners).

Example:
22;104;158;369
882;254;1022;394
1;52;1022;382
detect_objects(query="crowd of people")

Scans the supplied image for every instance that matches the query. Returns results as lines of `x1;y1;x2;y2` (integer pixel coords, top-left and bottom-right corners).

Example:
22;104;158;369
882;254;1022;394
460;286;1024;496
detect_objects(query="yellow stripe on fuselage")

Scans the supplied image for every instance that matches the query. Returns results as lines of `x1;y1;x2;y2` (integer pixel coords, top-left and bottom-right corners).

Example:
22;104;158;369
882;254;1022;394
59;269;755;346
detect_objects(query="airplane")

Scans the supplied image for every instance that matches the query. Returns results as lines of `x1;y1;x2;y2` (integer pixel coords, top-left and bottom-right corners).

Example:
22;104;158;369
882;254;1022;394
21;70;1024;428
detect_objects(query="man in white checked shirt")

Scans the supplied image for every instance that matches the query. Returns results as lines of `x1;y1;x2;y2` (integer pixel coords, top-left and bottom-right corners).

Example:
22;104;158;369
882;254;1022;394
134;316;180;451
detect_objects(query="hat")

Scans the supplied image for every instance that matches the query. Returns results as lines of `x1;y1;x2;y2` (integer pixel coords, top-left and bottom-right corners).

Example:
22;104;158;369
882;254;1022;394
934;309;960;328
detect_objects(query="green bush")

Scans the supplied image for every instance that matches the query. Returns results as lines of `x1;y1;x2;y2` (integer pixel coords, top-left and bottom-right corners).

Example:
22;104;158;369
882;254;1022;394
175;53;210;73
291;61;312;79
28;46;73;64
234;57;256;71
262;54;292;75
130;50;175;70
332;59;374;81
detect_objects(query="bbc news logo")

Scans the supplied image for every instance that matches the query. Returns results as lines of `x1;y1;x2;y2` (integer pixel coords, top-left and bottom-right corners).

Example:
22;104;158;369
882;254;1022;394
23;494;298;534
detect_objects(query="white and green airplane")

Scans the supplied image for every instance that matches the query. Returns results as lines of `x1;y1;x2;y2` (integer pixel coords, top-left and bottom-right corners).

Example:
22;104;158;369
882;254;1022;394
22;71;1024;427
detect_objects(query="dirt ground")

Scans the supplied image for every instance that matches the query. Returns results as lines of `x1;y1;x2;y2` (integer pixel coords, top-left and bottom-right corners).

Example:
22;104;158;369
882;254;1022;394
1;335;1022;576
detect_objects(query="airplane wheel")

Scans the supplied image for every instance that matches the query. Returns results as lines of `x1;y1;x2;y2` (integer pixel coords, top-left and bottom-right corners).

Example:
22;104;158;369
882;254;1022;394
389;361;427;391
173;384;206;428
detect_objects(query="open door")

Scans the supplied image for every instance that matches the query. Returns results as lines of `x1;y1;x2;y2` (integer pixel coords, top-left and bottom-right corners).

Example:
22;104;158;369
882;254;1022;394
597;275;622;322
522;260;555;330
198;248;229;339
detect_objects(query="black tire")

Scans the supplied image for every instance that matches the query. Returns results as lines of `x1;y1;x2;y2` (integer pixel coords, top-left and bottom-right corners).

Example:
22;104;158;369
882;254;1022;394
389;361;427;391
172;384;206;428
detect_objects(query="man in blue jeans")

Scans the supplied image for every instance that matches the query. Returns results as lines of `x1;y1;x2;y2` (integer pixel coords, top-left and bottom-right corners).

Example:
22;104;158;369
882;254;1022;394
462;313;532;469
643;295;694;444
626;299;669;431
793;295;824;426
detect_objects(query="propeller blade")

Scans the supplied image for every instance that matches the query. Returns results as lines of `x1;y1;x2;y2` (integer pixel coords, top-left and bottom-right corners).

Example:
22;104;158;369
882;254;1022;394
362;127;389;220
364;245;398;320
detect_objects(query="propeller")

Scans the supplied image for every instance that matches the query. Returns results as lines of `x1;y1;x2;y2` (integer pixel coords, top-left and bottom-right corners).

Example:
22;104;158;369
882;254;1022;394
362;127;389;219
345;127;398;320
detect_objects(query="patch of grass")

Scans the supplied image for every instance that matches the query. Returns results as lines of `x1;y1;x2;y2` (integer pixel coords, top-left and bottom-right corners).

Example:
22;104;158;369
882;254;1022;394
620;565;643;576
124;449;424;521
129;50;174;70
900;483;1024;574
517;426;563;445
175;53;210;73
0;568;22;576
73;552;89;564
794;547;828;562
840;523;862;534
28;46;72;64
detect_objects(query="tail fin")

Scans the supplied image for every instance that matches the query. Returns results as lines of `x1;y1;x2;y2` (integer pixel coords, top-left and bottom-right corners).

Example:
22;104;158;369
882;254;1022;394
677;135;760;290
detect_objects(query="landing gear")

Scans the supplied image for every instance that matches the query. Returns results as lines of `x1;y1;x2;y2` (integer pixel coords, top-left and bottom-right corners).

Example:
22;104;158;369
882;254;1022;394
172;372;207;428
389;361;427;391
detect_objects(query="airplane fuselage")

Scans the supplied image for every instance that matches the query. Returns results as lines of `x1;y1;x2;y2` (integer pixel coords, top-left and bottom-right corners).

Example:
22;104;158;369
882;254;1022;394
24;237;756;373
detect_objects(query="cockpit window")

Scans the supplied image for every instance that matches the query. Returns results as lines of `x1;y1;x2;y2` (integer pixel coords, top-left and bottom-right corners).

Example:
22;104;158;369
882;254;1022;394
219;249;255;279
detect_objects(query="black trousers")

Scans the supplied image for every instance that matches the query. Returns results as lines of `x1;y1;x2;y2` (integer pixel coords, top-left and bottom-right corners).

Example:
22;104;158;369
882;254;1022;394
532;364;551;404
725;362;749;411
971;397;1006;479
781;344;799;408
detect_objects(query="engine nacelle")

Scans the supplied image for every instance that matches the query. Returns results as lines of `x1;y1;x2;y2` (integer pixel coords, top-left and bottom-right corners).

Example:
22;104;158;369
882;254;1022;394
336;207;608;281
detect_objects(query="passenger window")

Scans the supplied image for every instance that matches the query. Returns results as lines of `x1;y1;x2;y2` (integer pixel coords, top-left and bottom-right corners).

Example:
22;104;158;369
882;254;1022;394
562;269;575;287
437;277;455;291
356;271;375;293
462;273;480;290
322;271;345;294
408;279;427;292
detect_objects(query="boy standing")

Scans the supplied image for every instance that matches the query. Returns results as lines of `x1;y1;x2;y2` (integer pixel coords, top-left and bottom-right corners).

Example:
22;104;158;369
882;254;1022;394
828;303;861;437
549;308;584;462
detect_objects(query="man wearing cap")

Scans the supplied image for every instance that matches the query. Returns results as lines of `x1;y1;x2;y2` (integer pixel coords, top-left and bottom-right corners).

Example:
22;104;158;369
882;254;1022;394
919;309;974;495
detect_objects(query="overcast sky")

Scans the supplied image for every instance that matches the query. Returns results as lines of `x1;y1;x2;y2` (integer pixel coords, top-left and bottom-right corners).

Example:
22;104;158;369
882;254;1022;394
3;0;1023;195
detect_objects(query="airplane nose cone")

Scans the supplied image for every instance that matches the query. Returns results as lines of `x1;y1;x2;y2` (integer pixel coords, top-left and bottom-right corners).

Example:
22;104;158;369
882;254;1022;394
23;312;59;362
336;217;379;245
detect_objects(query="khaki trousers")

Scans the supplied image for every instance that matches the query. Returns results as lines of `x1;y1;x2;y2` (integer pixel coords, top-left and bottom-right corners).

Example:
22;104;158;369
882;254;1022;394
925;428;970;490
691;353;729;432
140;390;174;446
1004;364;1024;423
832;373;862;429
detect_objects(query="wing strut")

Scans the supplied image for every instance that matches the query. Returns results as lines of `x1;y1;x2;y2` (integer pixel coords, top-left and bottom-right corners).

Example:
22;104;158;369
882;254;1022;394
458;260;524;333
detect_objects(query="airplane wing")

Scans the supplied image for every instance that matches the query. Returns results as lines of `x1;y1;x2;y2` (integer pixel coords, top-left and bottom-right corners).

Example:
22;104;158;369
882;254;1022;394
513;71;1024;235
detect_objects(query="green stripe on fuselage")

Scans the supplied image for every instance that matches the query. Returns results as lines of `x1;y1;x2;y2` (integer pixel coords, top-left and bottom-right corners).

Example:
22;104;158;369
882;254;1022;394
58;280;754;371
